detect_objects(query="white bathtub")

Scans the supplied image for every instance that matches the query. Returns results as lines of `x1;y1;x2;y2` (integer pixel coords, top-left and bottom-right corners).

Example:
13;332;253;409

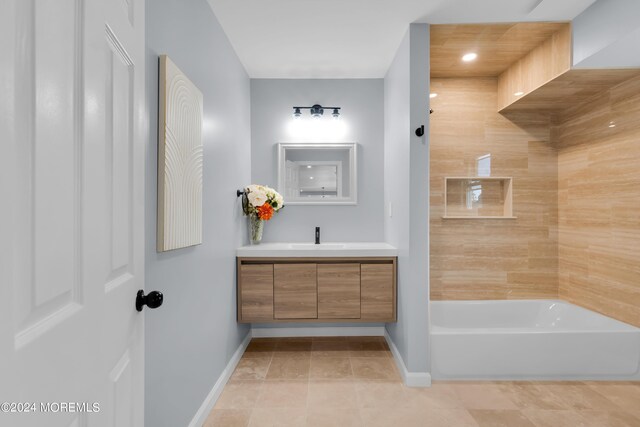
430;300;640;380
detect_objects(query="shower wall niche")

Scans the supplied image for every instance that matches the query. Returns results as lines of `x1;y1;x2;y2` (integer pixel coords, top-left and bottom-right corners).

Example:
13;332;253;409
443;177;514;219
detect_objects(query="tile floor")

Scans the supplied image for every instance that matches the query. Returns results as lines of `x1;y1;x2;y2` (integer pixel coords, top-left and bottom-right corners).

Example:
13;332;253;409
204;337;640;427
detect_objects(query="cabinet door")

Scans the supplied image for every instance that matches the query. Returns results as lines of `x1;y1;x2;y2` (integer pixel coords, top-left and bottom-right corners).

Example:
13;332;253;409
361;264;395;321
318;264;361;319
274;264;317;319
240;264;274;321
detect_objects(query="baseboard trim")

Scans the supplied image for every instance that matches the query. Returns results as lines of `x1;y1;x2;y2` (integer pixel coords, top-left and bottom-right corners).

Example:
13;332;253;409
384;330;431;387
251;326;385;338
188;330;252;427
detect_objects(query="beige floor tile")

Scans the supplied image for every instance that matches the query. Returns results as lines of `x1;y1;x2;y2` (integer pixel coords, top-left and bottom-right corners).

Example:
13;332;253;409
204;409;252;427
231;357;272;381
401;383;466;409
265;357;310;380
347;336;385;343
307;380;358;408
310;340;352;357
361;406;479;427
452;384;520;410
350;357;400;381
248;407;307;427
255;380;308;408
244;340;278;357
418;408;481;427
469;409;537;427
495;382;567;410
309;357;353;380
520;409;591;427
587;384;640;411
216;382;263;409
311;336;348;342
544;384;619;411
579;411;640;427
278;337;313;342
275;339;312;354
305;407;363;427
355;381;406;409
348;341;391;358
272;351;312;359
243;350;274;359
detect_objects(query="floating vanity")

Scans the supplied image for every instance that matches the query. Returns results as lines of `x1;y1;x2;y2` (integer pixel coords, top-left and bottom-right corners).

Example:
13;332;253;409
236;243;397;323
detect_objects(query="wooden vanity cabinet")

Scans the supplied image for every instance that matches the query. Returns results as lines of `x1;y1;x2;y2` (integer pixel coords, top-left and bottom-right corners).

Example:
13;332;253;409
237;257;396;323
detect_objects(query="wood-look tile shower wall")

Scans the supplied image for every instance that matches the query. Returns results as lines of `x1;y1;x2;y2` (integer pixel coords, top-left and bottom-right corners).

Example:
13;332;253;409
430;78;558;300
554;74;640;327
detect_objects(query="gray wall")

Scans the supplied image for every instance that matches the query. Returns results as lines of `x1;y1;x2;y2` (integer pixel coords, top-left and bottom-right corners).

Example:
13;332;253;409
250;79;384;243
145;1;251;426
384;24;430;374
572;0;640;68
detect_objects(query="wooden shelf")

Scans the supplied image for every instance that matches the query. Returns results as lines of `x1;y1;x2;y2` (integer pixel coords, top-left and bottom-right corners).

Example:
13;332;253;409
444;177;514;219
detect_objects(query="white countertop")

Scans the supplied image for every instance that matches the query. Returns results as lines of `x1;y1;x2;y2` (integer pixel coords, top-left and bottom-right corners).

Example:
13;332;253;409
236;242;398;258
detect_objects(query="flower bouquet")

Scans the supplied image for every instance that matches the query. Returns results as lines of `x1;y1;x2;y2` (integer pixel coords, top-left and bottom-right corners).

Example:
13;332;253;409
241;184;284;244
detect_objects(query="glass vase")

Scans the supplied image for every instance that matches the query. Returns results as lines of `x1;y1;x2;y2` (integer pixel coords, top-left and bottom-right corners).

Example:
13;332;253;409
248;215;264;245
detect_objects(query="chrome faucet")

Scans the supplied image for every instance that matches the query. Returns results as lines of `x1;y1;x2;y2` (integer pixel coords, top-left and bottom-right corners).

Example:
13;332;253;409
315;227;320;245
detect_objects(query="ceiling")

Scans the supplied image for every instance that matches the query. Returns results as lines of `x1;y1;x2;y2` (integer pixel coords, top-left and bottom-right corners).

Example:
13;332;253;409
206;0;598;78
430;22;569;78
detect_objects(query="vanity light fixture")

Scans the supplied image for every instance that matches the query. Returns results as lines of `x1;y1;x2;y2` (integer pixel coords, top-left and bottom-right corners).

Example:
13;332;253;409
292;104;341;119
462;52;478;62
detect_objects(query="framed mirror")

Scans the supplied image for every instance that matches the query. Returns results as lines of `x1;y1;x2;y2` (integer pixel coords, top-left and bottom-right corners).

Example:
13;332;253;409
277;143;357;205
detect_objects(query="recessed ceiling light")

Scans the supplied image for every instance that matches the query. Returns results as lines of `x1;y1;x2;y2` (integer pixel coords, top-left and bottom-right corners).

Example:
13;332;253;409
430;93;438;98
462;52;477;62
514;91;524;96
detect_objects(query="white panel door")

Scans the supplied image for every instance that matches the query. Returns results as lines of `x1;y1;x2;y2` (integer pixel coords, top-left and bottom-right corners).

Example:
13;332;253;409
0;0;146;426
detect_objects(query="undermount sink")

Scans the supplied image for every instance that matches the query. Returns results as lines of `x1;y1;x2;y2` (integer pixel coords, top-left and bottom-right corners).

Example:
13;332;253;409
288;243;346;250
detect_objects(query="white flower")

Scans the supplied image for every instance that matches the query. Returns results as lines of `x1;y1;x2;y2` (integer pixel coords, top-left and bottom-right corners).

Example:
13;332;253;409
246;184;264;194
273;192;284;210
247;189;267;207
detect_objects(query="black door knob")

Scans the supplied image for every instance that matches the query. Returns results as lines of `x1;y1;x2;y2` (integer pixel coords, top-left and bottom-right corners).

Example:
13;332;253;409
136;290;163;312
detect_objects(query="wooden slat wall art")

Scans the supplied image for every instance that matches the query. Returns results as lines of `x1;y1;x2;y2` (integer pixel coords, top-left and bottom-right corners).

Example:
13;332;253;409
157;55;203;251
429;78;558;300
554;74;640;327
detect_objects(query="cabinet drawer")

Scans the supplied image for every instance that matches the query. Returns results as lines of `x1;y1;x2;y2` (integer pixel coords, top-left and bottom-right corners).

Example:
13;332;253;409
318;264;361;319
274;264;317;319
239;264;274;321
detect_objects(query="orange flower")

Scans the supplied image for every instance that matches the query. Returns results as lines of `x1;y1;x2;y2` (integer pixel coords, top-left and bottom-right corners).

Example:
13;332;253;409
256;203;274;220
